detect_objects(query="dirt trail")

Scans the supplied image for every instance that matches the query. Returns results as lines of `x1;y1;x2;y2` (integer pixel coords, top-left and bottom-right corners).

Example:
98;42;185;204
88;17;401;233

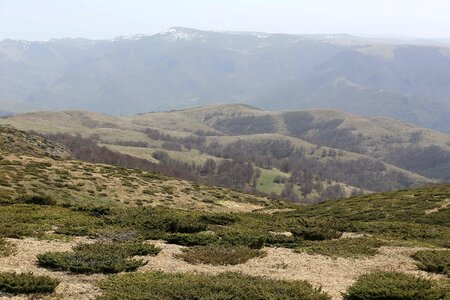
0;238;446;300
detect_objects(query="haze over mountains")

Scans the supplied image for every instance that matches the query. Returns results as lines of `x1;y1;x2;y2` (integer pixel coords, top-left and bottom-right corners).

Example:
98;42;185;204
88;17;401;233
1;27;450;131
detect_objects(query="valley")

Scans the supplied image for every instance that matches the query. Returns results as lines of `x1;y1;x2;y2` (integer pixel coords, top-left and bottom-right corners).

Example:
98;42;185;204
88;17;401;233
2;104;449;203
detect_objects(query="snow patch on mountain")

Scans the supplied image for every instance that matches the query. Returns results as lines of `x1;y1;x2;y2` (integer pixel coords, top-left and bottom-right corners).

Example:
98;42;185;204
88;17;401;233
158;28;204;42
113;34;147;41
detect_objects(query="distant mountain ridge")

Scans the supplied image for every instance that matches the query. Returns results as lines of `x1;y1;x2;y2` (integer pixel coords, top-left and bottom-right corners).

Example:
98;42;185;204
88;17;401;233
1;27;450;131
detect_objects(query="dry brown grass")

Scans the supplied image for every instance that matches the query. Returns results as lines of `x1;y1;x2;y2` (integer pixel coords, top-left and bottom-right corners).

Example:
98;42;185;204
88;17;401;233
0;238;101;300
0;154;271;212
0;238;448;300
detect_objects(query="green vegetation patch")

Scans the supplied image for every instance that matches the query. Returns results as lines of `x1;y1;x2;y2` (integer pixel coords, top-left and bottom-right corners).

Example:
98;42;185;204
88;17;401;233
343;271;447;300
296;185;450;227
0;238;15;257
295;237;384;258
166;231;219;246
350;221;450;248
16;194;57;206
175;244;265;265
0;272;59;295
412;250;450;277
98;271;331;300
37;241;160;274
0;204;107;239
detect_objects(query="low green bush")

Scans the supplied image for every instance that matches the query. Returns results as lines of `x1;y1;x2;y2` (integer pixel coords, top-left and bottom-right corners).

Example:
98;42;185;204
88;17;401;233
16;195;56;206
73;241;161;257
98;271;331;300
296;237;384;258
0;272;59;294
165;231;219;246
166;217;207;233
0;204;106;239
290;218;343;241
0;238;15;257
198;213;239;225
350;221;450;247
175;245;265;265
343;271;446;300
217;228;267;249
266;232;299;247
37;242;159;274
37;251;144;274
292;227;342;241
412;250;450;277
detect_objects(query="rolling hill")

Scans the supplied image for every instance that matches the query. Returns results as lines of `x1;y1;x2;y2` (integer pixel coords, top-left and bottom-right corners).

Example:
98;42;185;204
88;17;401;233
0;126;448;300
2;104;449;203
1;27;450;131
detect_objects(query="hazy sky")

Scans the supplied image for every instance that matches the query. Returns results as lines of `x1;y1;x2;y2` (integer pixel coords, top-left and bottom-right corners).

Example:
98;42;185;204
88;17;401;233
1;0;450;41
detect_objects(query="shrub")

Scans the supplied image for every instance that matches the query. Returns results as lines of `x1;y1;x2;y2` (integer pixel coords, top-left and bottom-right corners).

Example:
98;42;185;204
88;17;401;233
108;208;209;239
16;195;56;206
166;217;207;233
199;213;239;225
0;238;15;257
0;272;59;294
296;237;384;258
343;271;446;300
165;232;219;246
37;251;144;274
217;229;267;249
412;250;450;277
175;245;265;265
0;204;105;239
73;241;161;257
98;271;331;300
266;232;299;247
292;227;342;241
291;218;343;241
54;224;90;236
37;242;159;274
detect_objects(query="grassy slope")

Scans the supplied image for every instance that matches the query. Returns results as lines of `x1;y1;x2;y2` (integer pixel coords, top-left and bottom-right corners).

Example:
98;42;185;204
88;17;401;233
1;105;448;198
0;127;280;213
0;128;449;299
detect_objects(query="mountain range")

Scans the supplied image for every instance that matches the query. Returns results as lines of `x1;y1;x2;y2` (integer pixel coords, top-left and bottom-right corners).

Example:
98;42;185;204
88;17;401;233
1;27;450;131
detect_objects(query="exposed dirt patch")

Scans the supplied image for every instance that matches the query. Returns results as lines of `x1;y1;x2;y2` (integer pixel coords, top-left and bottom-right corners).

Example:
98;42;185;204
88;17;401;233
340;232;369;239
0;238;102;300
216;200;264;212
0;238;447;300
140;241;446;300
425;199;450;214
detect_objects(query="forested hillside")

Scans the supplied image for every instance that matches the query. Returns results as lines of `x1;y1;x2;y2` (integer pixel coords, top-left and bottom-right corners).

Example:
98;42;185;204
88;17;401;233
3;104;449;203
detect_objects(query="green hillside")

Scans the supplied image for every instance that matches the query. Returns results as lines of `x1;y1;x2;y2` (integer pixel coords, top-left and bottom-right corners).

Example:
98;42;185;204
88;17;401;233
0;128;448;299
2;104;449;203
